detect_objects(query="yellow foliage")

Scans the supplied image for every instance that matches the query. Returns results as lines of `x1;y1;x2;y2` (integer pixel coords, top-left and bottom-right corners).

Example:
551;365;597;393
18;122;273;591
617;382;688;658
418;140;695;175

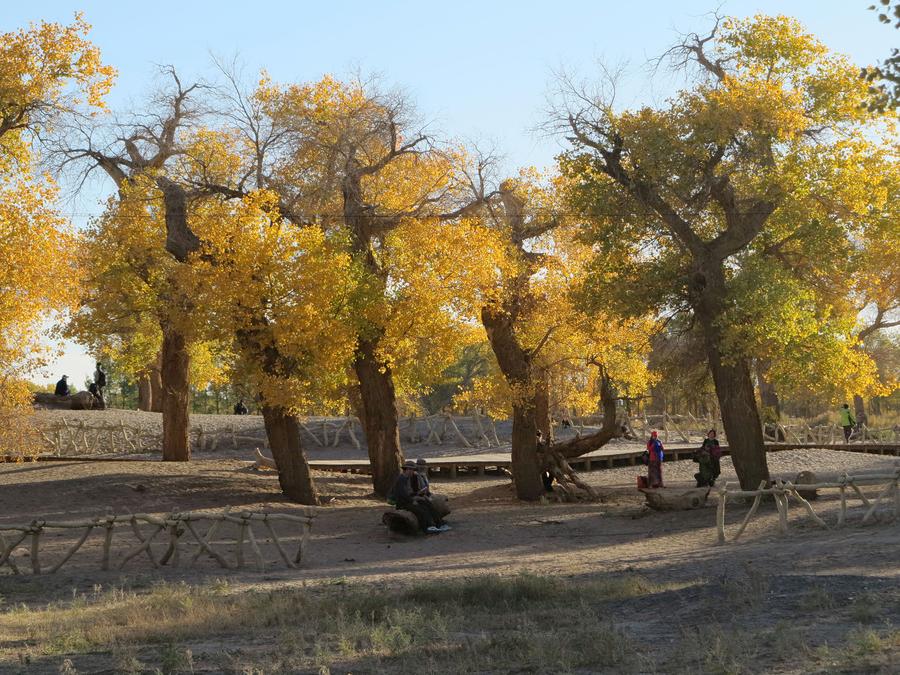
0;16;112;441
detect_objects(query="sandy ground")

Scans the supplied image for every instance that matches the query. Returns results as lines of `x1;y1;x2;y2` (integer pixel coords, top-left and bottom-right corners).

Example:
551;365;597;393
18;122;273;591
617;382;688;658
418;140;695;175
2;413;899;672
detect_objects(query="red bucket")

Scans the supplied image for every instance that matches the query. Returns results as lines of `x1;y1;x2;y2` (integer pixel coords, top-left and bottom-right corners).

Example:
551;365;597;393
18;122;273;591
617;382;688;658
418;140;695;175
637;475;648;489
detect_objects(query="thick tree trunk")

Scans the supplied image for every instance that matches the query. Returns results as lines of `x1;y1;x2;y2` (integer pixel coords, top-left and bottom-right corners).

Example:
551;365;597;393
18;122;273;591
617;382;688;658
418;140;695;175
353;337;403;498
137;376;152;412
535;375;552;440
261;405;318;504
755;359;781;420
161;327;191;462
149;355;164;413
481;306;545;500
694;264;769;490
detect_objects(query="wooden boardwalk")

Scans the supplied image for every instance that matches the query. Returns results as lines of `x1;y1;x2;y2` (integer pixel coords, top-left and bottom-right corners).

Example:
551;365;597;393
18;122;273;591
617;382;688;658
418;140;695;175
310;442;900;477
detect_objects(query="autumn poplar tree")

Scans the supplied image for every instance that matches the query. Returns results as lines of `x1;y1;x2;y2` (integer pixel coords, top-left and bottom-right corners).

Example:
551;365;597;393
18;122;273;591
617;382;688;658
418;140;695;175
557;15;892;488
259;77;487;496
460;172;653;499
61;71;210;461
0;16;113;445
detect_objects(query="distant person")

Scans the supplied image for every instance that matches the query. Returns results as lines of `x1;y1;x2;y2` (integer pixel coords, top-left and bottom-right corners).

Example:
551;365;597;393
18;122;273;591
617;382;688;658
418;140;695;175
693;429;722;487
234;399;248;415
646;430;665;488
839;403;855;442
54;375;70;397
388;460;448;533
93;362;107;407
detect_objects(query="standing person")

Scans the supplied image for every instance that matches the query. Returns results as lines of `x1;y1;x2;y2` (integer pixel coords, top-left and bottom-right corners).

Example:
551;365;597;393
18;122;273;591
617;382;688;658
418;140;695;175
646;430;665;488
54;375;70;397
93;362;107;407
234;399;249;415
839;403;856;442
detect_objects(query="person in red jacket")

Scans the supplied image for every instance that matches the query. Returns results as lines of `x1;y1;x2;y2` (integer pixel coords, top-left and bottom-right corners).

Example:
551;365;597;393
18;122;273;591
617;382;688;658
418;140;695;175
647;430;665;488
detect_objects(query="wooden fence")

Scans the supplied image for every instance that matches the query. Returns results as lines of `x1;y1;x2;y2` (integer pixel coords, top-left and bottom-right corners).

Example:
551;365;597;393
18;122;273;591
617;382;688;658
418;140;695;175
715;466;900;544
0;508;316;575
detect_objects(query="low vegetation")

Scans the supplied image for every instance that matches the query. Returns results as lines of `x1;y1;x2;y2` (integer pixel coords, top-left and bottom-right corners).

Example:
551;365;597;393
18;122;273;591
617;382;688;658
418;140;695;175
1;572;897;673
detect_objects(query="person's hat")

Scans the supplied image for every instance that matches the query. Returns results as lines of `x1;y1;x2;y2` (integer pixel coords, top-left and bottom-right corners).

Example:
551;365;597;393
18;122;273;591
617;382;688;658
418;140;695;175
650;430;658;436
61;375;68;379
402;460;417;470
416;457;427;466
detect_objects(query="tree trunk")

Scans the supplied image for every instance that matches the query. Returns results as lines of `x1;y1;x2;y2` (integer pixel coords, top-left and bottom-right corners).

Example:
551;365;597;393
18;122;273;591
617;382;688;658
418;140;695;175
535;374;552;440
137;375;152;412
353;336;403;498
261;405;318;504
694;264;769;490
755;359;781;420
481;305;545;500
149;356;164;413
161;326;191;461
552;368;620;459
852;394;868;427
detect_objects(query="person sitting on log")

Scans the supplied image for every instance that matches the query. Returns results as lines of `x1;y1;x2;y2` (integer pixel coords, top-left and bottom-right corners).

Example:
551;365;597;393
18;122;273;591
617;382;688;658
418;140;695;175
646;430;665;488
412;457;431;496
54;375;70;397
388;460;448;533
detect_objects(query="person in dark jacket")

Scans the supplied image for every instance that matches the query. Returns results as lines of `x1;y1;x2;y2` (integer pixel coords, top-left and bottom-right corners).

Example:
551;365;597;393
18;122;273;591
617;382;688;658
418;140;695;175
411;457;431;496
694;429;722;487
234;399;249;415
54;375;70;397
389;461;447;532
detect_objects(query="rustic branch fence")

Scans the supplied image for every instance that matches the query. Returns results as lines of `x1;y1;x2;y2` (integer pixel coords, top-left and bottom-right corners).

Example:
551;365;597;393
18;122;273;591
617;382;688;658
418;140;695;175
715;466;900;544
0;508;316;575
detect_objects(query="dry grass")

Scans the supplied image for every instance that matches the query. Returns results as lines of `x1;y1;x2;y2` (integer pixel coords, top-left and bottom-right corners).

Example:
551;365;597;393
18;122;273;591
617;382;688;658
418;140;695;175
0;574;675;673
1;572;898;673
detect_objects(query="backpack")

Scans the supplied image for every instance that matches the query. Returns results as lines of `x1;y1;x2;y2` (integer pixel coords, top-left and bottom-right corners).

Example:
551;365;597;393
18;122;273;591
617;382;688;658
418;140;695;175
640;450;650;466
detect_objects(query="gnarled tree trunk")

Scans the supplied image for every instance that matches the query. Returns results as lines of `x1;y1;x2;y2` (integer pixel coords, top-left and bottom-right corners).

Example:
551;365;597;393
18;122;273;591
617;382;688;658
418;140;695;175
353;336;403;498
755;359;781;420
694;263;768;490
481;305;545;500
262;405;318;504
551;368;620;459
137;376;152;412
161;326;191;461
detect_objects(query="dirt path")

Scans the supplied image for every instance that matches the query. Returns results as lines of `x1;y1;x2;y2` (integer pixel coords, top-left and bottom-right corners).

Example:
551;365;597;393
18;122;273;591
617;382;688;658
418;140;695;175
1;449;898;673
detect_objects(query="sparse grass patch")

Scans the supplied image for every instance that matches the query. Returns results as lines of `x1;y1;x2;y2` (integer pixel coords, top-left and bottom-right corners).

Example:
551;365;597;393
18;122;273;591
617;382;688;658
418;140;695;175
850;592;885;624
0;573;672;673
798;586;835;612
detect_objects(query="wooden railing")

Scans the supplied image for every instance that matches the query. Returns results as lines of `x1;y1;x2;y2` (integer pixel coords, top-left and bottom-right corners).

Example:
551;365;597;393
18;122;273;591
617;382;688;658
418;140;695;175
715;466;900;544
0;508;316;575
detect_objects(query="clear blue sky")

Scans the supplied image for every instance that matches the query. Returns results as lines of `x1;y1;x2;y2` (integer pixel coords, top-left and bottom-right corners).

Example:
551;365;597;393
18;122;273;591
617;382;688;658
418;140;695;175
7;1;893;385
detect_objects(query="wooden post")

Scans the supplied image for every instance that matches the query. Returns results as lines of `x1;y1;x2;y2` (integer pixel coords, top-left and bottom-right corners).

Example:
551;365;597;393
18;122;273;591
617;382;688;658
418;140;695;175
236;521;246;568
101;519;114;571
838;480;847;528
30;528;41;575
716;486;727;544
785;482;827;529
732;480;767;542
50;526;94;574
